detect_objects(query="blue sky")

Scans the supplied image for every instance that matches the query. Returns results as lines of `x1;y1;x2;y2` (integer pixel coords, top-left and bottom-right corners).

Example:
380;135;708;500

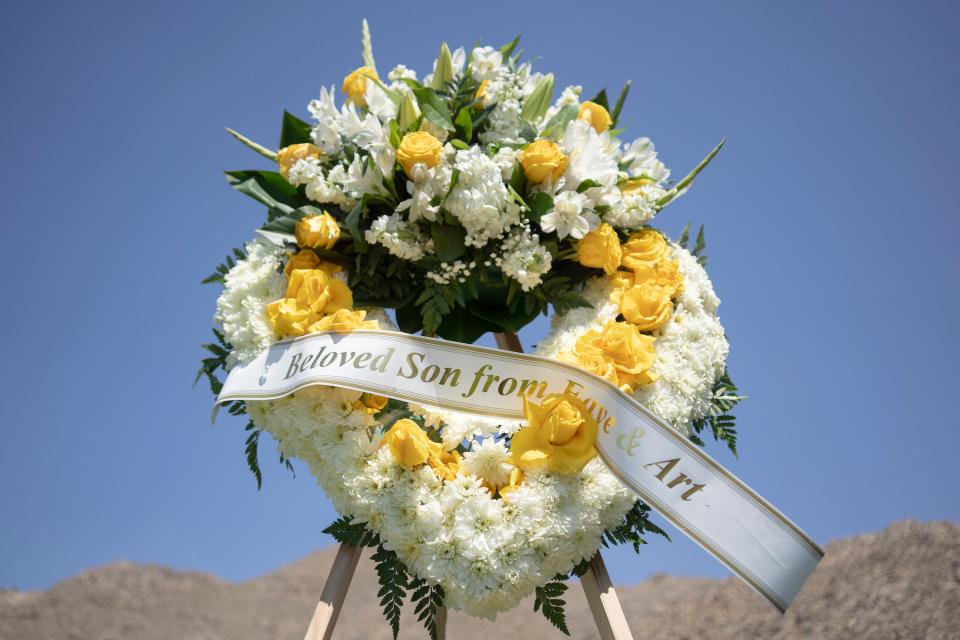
1;0;958;591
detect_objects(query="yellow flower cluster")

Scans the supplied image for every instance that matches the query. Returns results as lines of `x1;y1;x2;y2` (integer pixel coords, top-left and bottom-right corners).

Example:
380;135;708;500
510;393;599;475
610;229;683;330
562;322;658;393
267;212;378;337
382;419;462;481
566;228;685;394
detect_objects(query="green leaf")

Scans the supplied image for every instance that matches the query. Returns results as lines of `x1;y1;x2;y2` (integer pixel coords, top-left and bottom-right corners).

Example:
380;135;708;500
422;103;455;132
450;139;469;150
409;577;445;640
526;192;553;224
259;206;320;235
508;161;528;195
534;581;570;635
225;170;309;210
454;107;473;142
361;19;377;75
323;517;379;548
500;35;521;59
611;80;631;128
431;223;467;262
436;306;499;343
225;128;277;161
576;178;602;193
414;87;455;130
677;222;691;249
539;104;578;139
244;423;262;490
279;111;312;148
471;303;540;334
395;302;424;334
520;73;555;123
372;545;409;639
345;201;367;251
588;88;610;111
656;139;725;210
388;119;401;149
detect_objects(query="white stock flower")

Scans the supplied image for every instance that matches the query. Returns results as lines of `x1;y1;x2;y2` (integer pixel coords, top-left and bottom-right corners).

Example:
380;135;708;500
364;213;429;260
446;146;520;247
497;227;552;291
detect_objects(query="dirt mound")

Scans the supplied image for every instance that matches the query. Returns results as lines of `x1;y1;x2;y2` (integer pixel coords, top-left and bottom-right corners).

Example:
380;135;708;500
1;520;957;639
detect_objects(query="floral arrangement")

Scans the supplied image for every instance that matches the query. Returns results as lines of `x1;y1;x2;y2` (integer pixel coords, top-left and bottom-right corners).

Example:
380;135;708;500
198;21;742;637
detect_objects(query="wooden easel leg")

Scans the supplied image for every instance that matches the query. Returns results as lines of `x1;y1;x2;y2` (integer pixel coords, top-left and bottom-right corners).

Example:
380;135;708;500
436;604;448;639
493;333;634;640
303;542;363;640
580;552;634;640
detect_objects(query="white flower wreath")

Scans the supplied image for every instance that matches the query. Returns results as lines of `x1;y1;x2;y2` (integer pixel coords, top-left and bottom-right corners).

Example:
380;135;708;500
214;238;726;619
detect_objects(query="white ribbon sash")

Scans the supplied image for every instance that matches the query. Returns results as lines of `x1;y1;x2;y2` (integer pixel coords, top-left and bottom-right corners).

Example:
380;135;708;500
216;329;821;611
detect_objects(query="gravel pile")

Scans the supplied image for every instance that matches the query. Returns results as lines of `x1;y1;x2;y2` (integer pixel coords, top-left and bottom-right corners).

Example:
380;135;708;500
2;520;956;639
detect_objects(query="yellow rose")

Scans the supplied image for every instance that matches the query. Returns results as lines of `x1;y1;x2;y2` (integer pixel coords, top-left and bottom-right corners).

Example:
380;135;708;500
510;393;598;475
307;308;378;334
475;79;490;102
577;101;612;133
620;228;667;271
383;419;439;468
266;298;314;336
396;131;443;178
277;143;322;181
612;259;684;300
353;392;389;415
620;177;654;196
283;250;344;277
427;448;462;482
575;322;658;392
342;66;377;107
285;268;352;316
519;140;568;184
296;212;340;250
577;223;622;275
612;281;672;331
559;346;618;386
497;467;525;498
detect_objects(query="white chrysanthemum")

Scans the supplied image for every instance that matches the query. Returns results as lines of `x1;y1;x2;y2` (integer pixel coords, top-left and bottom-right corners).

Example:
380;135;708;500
364;213;429;260
539;190;598;239
462;438;513;487
214;239;285;369
446;146;521;247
